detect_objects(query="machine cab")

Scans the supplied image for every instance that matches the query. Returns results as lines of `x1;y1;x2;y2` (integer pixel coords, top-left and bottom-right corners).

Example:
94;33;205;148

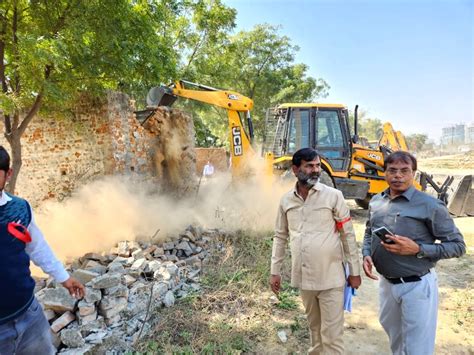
266;103;352;172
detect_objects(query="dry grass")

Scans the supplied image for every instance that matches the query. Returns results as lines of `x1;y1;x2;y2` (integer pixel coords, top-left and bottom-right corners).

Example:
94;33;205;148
134;231;297;354
133;215;474;354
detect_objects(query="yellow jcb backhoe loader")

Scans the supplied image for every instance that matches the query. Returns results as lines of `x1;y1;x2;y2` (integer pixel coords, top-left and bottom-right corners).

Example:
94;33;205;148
262;103;473;215
378;122;409;151
136;80;472;216
138;80;260;178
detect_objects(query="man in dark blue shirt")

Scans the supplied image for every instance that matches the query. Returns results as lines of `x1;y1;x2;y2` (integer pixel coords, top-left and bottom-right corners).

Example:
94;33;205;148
0;146;85;354
362;151;465;355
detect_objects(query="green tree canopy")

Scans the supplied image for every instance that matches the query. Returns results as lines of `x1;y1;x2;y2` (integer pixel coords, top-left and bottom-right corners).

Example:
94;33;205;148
405;133;428;152
1;0;331;188
0;0;235;191
177;24;329;146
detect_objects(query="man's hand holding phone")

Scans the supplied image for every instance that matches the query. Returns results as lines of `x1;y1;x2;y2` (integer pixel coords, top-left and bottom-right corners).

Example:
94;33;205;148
373;227;421;256
373;226;396;244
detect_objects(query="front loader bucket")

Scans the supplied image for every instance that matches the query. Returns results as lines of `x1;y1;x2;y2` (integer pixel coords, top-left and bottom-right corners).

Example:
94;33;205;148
448;175;474;217
146;86;178;108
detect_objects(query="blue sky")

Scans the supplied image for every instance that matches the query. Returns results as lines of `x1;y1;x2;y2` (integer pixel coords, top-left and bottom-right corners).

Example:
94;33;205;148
223;0;473;141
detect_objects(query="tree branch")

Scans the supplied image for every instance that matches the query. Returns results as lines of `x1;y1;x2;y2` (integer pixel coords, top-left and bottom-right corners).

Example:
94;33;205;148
182;31;207;75
248;53;272;99
4;114;12;136
17;92;42;136
12;1;21;94
17;64;50;136
0;6;10;94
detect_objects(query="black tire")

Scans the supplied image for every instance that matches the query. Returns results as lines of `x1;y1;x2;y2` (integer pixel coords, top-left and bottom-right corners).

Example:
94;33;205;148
319;170;334;188
355;194;373;209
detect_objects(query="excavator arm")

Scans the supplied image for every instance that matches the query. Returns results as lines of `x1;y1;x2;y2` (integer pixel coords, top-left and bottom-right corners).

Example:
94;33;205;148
145;80;256;178
378;122;409;151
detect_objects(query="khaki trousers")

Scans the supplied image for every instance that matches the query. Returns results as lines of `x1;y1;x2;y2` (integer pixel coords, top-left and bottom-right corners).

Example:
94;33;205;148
300;286;344;355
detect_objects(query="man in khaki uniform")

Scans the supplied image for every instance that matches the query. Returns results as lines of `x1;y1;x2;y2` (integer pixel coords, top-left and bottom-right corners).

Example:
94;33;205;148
270;148;361;354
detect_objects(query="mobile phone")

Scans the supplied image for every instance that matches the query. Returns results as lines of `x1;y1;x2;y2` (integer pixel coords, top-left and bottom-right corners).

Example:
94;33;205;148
373;226;395;244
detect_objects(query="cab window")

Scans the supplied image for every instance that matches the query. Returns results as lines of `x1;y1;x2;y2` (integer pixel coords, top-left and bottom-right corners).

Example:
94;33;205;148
288;109;310;153
316;110;344;148
315;109;348;170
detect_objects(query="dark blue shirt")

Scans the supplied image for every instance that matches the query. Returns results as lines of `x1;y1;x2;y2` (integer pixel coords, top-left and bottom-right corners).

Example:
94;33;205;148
0;194;35;324
362;186;466;278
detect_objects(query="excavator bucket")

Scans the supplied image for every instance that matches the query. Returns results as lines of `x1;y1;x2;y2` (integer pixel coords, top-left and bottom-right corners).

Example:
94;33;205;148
448;175;474;217
146;86;177;108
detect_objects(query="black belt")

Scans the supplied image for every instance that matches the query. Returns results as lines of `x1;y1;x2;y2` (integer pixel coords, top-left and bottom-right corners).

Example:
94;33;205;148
384;270;430;284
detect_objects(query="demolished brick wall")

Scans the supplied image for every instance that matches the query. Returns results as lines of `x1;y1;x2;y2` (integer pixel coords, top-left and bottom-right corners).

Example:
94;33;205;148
0;91;197;206
142;107;197;197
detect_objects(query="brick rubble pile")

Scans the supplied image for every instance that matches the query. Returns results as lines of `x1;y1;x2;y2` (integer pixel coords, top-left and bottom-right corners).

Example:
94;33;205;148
34;226;223;354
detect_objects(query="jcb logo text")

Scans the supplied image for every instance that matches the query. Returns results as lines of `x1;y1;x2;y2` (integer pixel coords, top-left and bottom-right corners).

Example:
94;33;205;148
232;127;243;156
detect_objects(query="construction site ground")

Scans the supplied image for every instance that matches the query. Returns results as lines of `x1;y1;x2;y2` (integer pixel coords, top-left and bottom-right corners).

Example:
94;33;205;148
136;156;473;354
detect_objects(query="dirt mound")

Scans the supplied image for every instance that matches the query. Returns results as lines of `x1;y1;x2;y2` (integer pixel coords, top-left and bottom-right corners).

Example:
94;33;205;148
419;151;474;171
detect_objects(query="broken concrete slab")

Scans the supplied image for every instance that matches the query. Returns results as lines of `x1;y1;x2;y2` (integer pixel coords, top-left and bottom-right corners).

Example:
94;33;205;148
72;269;100;285
89;273;122;289
61;329;85;348
51;311;76;333
39;288;78;313
84;287;102;304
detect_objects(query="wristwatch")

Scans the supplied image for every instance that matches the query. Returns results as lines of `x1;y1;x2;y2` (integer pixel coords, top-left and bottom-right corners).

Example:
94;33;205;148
416;245;425;259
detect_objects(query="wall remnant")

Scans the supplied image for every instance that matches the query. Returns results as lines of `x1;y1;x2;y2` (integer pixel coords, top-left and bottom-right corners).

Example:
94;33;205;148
0;91;197;206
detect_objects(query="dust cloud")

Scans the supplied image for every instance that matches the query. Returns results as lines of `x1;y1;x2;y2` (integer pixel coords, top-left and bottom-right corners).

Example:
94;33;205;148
34;167;294;263
145;107;197;197
33;106;295;266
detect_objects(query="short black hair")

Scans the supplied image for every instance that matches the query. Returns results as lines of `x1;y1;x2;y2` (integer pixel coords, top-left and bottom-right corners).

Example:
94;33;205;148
384;151;417;171
292;148;320;167
0;146;10;172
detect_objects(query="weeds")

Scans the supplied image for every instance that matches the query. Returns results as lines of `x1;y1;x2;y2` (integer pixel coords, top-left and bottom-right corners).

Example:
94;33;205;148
276;282;299;310
134;229;292;354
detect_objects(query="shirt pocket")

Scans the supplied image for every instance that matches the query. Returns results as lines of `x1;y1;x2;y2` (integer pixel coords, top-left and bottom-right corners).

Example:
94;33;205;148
286;207;302;231
394;212;428;240
309;207;335;233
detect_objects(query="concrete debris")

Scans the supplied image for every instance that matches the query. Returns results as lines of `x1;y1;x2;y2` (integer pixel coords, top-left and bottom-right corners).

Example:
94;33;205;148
144;108;198;197
38;288;78;313
163;291;175;308
72;269;100;285
44;308;56;321
107;262;126;274
51;311;76;333
82;252;107;263
77;300;96;316
89;273;122;289
35;225;223;353
84;330;107;344
277;330;288;343
83;287;101;304
60;329;85;348
58;345;92;355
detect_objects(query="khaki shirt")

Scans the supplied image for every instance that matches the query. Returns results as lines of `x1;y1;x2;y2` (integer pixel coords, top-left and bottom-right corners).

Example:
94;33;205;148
271;182;361;290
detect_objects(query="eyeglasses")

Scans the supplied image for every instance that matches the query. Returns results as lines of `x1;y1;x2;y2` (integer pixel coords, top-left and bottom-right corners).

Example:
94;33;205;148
385;168;413;176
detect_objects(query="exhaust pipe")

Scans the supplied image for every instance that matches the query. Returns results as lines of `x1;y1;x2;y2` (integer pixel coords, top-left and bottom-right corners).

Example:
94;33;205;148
352;105;359;143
